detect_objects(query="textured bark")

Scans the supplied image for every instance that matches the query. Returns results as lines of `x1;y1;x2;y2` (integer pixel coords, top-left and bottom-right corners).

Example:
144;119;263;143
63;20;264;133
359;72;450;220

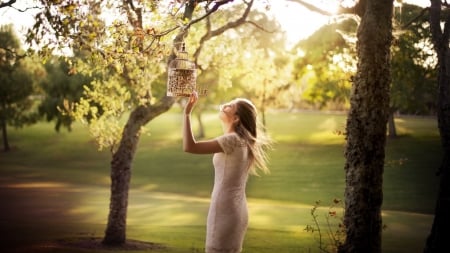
338;1;393;253
424;1;450;252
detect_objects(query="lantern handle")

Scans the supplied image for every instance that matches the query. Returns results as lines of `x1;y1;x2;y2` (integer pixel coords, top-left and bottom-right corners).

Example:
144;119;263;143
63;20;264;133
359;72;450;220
173;42;187;57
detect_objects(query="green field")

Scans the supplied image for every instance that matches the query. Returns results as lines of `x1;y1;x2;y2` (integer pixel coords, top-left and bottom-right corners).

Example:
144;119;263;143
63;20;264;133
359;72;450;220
0;109;442;252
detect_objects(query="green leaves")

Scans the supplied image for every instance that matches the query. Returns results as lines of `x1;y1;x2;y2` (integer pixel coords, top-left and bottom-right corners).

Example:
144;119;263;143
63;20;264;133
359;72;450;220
72;79;131;151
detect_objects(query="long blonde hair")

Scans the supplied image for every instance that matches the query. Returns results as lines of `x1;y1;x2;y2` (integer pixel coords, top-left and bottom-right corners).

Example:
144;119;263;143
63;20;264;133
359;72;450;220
232;98;272;175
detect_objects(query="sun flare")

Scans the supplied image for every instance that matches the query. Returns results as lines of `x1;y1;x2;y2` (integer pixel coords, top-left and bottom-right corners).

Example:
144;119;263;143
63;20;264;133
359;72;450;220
267;0;429;48
267;1;330;47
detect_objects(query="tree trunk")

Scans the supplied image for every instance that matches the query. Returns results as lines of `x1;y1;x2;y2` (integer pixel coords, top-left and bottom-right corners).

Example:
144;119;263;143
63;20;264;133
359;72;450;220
103;97;175;244
424;1;450;252
1;116;10;152
195;113;205;138
387;110;397;138
425;155;450;253
338;1;393;253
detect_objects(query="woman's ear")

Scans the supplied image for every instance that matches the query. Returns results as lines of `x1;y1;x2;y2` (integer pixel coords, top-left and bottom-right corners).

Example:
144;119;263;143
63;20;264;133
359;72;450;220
233;116;240;124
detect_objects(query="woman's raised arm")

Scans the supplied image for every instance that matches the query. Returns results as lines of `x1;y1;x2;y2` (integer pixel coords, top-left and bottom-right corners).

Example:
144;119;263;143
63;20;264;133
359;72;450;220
183;92;223;154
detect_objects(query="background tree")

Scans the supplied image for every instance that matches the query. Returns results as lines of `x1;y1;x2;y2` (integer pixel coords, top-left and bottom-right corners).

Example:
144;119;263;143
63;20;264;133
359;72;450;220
424;0;450;252
191;7;292;126
292;19;356;110
291;2;435;124
178;4;280;137
231;7;292;125
38;54;94;132
183;5;287;135
0;24;44;151
389;3;437;137
289;2;436;141
237;46;292;126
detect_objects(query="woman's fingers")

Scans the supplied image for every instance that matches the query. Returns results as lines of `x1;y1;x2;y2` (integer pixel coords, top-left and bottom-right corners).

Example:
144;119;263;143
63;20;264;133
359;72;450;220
185;91;198;115
190;91;198;103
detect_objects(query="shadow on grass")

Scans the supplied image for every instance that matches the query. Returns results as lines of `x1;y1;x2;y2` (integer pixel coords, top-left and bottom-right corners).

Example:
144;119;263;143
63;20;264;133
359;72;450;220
0;181;170;253
0;178;435;253
15;237;166;253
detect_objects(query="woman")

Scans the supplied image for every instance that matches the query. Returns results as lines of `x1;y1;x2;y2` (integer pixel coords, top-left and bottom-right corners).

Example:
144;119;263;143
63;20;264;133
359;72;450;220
183;91;272;253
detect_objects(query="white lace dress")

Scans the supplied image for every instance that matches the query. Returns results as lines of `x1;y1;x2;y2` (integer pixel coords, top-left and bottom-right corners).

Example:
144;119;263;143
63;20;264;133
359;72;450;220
206;133;250;253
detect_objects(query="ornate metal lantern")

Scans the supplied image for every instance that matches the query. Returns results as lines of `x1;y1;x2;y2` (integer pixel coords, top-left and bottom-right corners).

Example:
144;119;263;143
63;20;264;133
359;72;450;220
167;43;207;97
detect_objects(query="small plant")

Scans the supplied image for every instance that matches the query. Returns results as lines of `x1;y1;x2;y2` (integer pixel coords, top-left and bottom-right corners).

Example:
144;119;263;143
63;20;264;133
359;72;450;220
304;198;346;253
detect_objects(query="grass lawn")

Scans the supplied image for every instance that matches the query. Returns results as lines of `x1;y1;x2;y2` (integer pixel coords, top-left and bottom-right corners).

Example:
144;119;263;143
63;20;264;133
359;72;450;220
0;109;441;252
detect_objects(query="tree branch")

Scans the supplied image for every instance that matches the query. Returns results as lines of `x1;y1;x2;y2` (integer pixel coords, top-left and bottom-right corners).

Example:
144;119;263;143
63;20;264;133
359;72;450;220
185;0;234;29
0;0;39;12
245;20;276;33
430;0;443;51
401;7;430;30
0;0;16;8
193;0;254;69
286;0;365;17
285;0;334;16
154;0;234;39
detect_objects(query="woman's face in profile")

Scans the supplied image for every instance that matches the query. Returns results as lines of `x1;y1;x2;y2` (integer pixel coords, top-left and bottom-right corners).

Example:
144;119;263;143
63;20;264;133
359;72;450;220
219;101;238;129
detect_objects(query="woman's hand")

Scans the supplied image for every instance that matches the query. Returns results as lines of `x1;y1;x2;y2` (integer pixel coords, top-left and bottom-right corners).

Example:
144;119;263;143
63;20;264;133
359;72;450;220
184;91;198;115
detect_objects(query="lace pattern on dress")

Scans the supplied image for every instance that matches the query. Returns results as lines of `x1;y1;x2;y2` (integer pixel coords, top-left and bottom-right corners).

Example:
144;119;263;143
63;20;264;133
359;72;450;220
216;133;246;154
206;247;241;253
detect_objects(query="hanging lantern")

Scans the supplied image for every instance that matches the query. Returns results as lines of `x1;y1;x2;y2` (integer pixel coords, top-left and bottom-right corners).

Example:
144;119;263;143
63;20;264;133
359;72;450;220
167;43;207;97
